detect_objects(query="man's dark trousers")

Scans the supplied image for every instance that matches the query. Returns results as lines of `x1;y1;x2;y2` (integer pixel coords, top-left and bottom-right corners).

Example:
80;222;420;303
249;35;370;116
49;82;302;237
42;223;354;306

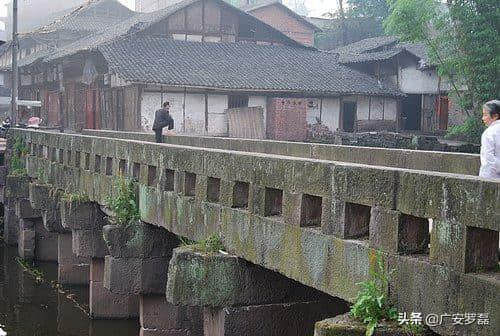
154;128;163;143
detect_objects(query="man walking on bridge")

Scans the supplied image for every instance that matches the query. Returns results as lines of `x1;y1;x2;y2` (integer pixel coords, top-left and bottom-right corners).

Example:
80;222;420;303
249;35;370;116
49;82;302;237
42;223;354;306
153;102;174;143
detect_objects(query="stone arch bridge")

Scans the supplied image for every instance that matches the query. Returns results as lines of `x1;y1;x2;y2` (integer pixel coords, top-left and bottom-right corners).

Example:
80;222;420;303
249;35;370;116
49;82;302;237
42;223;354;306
1;129;498;336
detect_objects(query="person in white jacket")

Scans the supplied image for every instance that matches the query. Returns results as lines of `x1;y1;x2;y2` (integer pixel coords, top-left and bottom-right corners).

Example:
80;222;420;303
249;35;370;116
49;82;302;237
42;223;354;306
479;100;500;179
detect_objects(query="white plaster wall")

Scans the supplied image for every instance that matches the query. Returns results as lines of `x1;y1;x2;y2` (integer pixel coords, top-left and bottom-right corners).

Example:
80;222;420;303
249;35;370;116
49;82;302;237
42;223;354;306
164;92;185;132
306;98;321;125
356;96;370;120
249;96;267;133
207;94;228;135
141;91;185;132
321;98;340;131
140;92;162;132
184;93;206;134
370;97;384;120
400;65;439;94
384;98;398;121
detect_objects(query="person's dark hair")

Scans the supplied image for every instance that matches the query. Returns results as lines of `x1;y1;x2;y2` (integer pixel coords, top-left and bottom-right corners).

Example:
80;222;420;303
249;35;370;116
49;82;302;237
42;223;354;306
483;100;500;118
163;102;170;108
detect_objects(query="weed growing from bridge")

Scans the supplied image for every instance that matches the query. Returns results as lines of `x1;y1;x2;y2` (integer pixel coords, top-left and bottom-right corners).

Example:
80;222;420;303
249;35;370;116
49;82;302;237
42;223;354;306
181;232;225;254
106;176;140;227
36;168;48;185
350;252;397;336
9;136;28;176
61;192;90;204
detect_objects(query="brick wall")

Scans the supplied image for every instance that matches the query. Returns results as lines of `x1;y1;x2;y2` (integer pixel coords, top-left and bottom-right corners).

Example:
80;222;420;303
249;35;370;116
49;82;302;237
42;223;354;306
267;98;307;141
249;5;315;46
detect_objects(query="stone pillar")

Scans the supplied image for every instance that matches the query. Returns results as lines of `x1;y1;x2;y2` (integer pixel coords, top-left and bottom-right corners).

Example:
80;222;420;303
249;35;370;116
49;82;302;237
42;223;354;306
102;221;202;335
3;175;30;246
167;246;349;336
9;179;57;261
29;182;88;280
90;258;139;319
58;233;89;285
60;199;138;319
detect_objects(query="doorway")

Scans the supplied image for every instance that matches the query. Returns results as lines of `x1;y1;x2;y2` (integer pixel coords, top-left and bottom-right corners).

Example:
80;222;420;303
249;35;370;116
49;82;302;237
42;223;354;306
402;94;422;131
342;101;357;132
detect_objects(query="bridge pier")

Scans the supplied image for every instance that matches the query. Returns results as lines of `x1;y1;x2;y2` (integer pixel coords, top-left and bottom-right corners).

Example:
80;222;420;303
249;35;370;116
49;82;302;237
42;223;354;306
103;221;203;336
167;246;348;336
3;175;29;246
28;182;90;284
60;198;139;319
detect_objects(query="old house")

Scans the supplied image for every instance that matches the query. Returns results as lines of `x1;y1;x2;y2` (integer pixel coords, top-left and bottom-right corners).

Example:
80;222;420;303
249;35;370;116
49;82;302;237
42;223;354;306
239;1;321;46
336;36;464;133
5;0;403;141
135;0;319;46
0;0;135;123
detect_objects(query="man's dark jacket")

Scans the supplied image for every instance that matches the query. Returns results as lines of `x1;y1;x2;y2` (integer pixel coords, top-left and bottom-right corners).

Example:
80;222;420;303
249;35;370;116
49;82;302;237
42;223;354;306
153;108;174;131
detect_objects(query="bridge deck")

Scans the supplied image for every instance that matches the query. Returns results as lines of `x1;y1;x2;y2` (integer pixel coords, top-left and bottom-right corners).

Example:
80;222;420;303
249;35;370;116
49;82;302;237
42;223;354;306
10;129;500;336
81;129;480;176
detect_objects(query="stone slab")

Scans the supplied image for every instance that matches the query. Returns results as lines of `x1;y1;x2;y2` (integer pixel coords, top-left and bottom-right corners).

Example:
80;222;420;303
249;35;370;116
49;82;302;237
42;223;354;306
89;258;139;319
167;246;326;308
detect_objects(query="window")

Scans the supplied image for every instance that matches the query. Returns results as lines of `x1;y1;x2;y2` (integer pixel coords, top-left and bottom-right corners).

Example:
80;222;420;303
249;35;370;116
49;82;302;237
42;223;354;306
228;95;249;109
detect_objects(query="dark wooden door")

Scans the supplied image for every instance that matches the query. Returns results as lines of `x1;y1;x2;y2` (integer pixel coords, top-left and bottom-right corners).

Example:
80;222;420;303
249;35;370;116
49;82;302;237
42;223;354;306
437;96;449;130
47;91;60;126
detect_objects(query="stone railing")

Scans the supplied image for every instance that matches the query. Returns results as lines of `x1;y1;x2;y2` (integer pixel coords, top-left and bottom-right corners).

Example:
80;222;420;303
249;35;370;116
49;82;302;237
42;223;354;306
81;129;480;176
12;128;499;336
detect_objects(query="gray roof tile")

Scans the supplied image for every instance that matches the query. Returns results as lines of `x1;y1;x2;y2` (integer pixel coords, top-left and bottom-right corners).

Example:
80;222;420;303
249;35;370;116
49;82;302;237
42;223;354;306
99;36;403;97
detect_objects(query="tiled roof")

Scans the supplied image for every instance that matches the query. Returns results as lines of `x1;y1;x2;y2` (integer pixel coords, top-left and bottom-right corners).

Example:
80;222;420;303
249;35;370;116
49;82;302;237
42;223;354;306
98;37;403;97
240;0;320;31
335;36;399;56
23;0;134;36
336;36;430;65
43;0;304;63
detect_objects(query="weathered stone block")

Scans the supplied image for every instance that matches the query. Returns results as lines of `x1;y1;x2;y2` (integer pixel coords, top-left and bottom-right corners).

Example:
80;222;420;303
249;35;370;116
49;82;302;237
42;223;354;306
102;222;178;259
5;175;30;199
396;171;444;220
333;164;396;208
166;246;323;308
204;300;347;336
29;183;53;210
314;313;430;336
18;227;35;260
72;229;109;258
104;255;169;295
58;233;90;285
282;191;301;226
60;199;95;230
3;207;19;245
291;160;333;197
140;295;184;330
42;208;66;233
34;218;58;261
15;198;41;219
369;207;399;253
89;258;139;319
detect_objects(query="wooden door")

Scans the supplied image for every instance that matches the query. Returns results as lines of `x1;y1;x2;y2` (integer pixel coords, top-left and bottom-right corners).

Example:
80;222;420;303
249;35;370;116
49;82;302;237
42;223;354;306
437;96;449;130
47;91;60;126
85;88;99;129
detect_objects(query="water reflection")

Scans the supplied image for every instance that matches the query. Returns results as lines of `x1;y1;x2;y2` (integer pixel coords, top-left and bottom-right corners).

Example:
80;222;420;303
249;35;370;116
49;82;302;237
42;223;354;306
0;242;139;336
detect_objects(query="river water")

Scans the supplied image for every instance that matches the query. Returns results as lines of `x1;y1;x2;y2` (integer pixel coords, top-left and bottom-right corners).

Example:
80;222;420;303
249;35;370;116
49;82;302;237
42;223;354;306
0;242;139;336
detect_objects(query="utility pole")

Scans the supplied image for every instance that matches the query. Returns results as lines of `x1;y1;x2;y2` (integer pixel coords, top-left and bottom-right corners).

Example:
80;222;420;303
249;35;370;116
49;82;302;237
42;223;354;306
11;0;19;124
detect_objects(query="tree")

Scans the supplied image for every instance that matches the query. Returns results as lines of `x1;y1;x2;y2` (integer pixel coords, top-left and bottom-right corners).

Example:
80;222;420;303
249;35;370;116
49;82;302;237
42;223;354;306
346;0;390;20
385;0;499;143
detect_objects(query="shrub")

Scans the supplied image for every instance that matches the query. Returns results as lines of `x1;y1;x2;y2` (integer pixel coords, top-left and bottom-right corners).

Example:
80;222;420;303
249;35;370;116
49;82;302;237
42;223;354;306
350;252;398;336
106;176;140;227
